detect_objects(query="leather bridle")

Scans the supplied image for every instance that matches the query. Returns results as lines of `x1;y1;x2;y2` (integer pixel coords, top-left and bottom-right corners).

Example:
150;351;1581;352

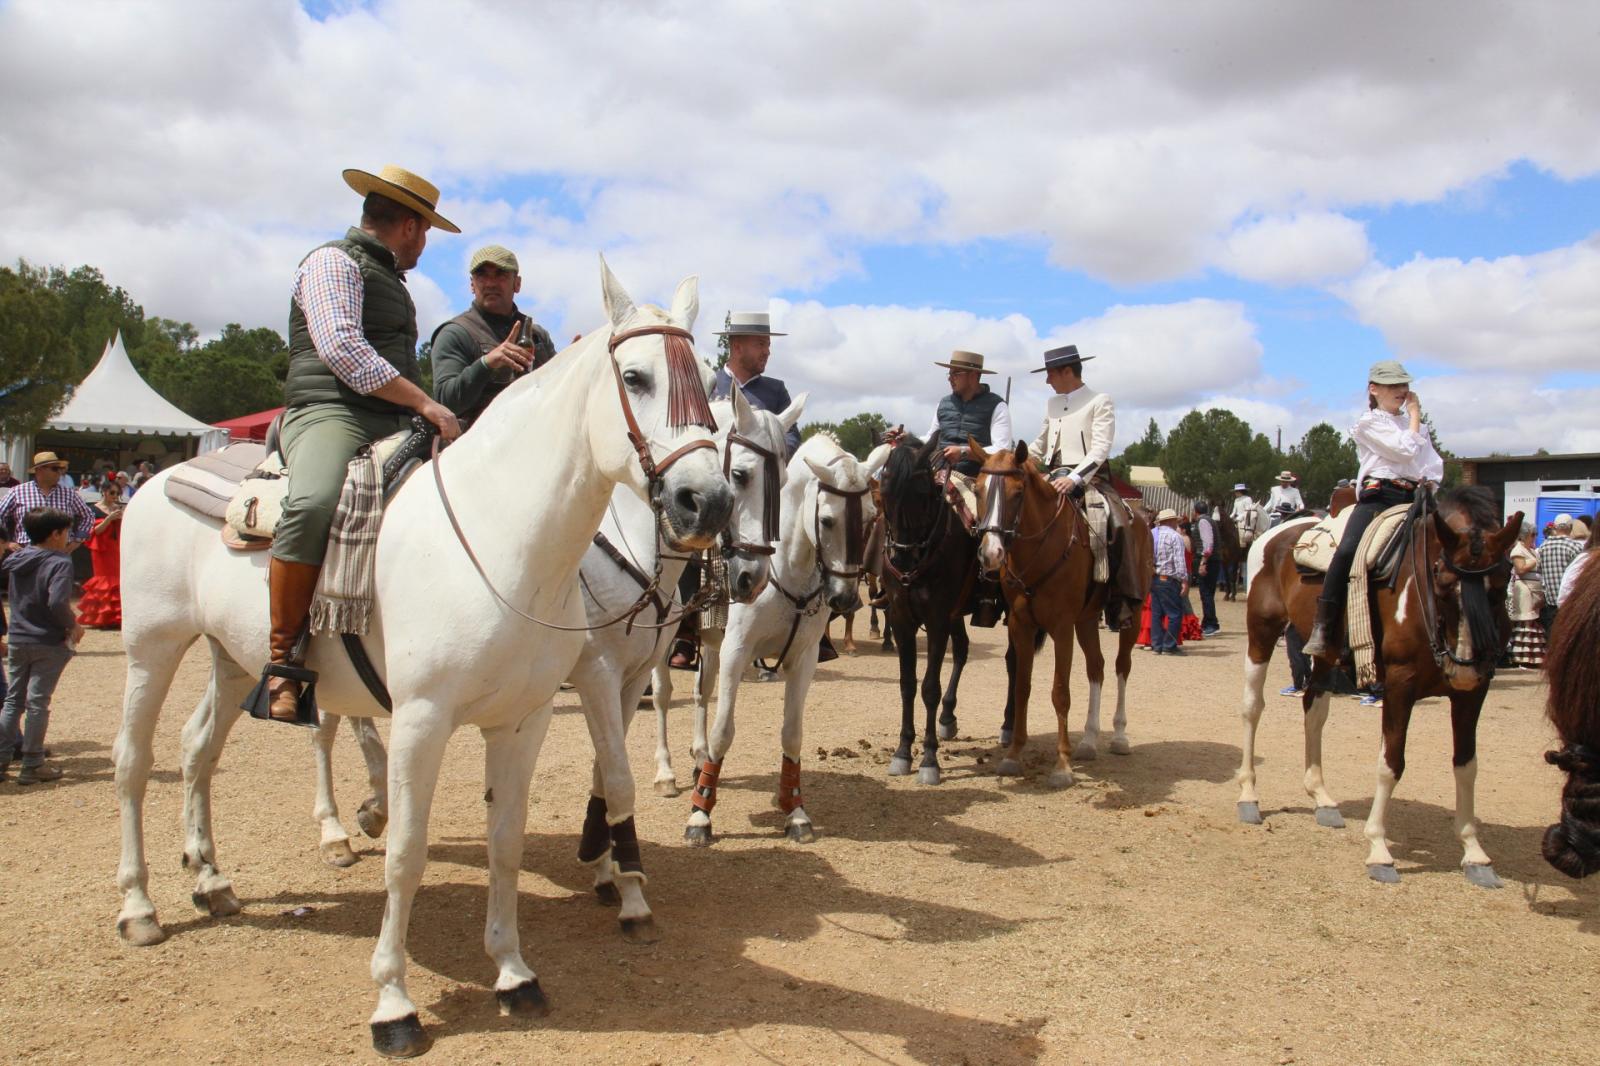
974;464;1078;605
1409;486;1511;675
720;430;780;559
882;466;952;586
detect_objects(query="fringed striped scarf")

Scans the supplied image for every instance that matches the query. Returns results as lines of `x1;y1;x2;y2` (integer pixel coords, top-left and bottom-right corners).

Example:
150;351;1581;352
311;448;384;636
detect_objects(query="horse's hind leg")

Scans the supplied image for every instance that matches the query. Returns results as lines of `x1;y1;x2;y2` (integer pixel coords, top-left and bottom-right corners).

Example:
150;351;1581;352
917;623;951;785
938;620;968;740
1237;648;1275;826
997;618;1036;777
888;613;919;776
1450;689;1501;888
352;717;389;839
1363;684;1415;883
1301;666;1342;827
1109;625;1134;755
115;635;195;946
311;716;360;868
1073;612;1106;762
650;660;679;797
180;639;250;915
1047;623;1077;788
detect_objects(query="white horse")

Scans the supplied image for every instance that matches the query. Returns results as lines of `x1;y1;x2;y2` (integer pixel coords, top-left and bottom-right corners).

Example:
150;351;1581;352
655;433;888;845
113;260;732;1058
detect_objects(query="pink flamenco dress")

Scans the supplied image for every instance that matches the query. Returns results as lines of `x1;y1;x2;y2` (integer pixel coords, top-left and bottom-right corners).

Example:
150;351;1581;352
78;513;123;629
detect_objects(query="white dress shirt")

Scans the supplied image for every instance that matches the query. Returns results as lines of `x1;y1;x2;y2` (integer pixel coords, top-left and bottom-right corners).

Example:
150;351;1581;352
1352;409;1445;484
1029;385;1115;483
1267;485;1304;513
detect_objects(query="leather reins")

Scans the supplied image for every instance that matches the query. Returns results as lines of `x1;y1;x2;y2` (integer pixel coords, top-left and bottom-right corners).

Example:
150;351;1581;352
720;431;780;558
1407;486;1510;674
768;474;872;664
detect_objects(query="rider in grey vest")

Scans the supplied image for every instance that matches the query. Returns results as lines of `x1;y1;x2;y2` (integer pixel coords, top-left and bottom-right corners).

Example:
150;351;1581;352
431;245;557;424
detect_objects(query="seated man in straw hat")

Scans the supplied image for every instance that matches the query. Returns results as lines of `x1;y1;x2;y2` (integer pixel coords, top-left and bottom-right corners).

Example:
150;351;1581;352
1265;470;1304;527
432;244;557;425
1028;344;1142;628
259;165;464;724
919;350;1012;523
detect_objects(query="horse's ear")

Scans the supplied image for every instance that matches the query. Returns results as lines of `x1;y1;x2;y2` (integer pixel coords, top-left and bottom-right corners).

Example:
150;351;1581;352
1433;507;1461;552
803;455;834;486
1014;440;1028;465
1490;511;1524;555
729;379;758;433
864;442;892;479
914;434;941;467
967;435;987;464
776;392;807;431
599;254;636;329
669;274;699;331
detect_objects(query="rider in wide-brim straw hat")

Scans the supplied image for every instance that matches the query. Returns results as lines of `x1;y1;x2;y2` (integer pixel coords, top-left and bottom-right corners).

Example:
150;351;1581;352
1266;469;1304;526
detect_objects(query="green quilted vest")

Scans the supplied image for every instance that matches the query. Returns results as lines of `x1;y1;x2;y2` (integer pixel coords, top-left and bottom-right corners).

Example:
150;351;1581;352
284;228;421;413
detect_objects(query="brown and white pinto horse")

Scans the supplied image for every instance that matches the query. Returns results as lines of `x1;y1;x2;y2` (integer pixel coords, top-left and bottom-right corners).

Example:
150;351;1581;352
1238;485;1521;887
1540;550;1600;878
975;442;1150;784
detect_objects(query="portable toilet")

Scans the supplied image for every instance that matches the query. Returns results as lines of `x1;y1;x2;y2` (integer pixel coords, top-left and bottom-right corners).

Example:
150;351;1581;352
1504;478;1600;543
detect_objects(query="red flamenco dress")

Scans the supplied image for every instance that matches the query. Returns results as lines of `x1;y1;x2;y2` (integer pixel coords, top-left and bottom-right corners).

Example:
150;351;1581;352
79;515;123;629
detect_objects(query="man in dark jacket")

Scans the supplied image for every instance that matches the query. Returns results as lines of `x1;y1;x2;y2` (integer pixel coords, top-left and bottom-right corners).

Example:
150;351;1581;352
710;312;800;456
0;507;81;783
431;244;556;423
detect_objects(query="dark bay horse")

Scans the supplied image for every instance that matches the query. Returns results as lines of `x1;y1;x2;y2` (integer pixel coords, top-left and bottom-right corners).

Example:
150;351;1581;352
975;442;1147;785
877;435;1010;785
1541;551;1600;878
1238;485;1521;887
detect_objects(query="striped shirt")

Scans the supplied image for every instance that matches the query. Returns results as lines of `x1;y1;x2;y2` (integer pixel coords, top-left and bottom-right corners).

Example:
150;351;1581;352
0;481;97;545
1152;524;1188;580
291;246;402;395
1537;536;1582;594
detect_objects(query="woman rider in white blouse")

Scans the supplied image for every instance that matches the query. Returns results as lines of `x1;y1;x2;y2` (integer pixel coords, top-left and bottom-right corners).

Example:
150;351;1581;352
1302;360;1444;658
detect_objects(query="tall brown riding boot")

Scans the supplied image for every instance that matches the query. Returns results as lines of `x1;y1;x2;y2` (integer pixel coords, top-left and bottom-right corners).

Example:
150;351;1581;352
1301;597;1343;659
267;557;323;721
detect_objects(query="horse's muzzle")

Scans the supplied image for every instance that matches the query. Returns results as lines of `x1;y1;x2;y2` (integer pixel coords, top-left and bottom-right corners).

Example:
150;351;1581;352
660;480;734;551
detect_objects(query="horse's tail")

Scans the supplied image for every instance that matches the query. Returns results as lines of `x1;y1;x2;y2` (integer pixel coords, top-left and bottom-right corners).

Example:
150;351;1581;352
1541;552;1600;878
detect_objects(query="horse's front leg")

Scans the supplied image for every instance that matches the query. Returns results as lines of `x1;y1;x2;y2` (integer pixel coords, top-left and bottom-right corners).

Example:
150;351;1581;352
481;707;555;1023
368;706;455;1058
777;643;822;841
999;640;1017;747
685;625;741;846
1073;611;1106;762
1363;680;1415;885
887;611;919;776
1450;688;1501;888
689;628;721;771
938;618;968;740
650;659;679;797
1048;622;1077;788
578;669;657;940
115;641;190;947
352;716;390;839
917;622;951;785
180;642;249;914
997;616;1036;778
311;715;359;868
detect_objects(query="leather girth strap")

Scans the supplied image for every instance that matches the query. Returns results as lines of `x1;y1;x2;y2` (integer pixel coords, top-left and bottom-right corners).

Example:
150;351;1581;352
341;633;393;712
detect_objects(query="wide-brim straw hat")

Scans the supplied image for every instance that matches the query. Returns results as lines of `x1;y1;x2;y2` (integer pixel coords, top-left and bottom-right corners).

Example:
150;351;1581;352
342;165;460;233
1233;483;1249;492
1275;470;1296;482
934;350;996;375
715;311;786;337
28;451;68;472
1154;508;1178;524
1031;344;1096;373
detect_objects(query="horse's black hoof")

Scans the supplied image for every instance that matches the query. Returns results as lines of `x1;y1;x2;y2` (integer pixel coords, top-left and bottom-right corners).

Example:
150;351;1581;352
917;765;942;786
594;881;622;906
998;728;1014;747
1237;801;1263;825
1367;863;1401;884
684;824;714;847
192;886;242;917
496;978;550;1018
937;720;957;741
371;1014;431;1058
620;915;660;943
887;756;912;777
785;820;817;844
1314;806;1345;829
356;797;387;838
1464;863;1503;889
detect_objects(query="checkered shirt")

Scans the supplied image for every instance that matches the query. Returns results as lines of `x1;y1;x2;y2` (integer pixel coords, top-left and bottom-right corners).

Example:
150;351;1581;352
0;481;97;545
291;246;402;395
1152;524;1188;580
1537;536;1582;593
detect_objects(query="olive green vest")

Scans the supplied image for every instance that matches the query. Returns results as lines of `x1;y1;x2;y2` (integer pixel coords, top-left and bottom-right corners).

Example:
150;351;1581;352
284;228;420;413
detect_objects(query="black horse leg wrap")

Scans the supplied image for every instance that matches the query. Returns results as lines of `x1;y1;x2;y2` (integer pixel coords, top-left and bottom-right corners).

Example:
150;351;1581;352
609;817;645;879
577;794;610;865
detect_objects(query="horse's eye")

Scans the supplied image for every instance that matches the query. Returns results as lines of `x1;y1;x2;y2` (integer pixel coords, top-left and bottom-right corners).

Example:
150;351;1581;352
820;516;836;530
622;369;645;389
732;469;749;486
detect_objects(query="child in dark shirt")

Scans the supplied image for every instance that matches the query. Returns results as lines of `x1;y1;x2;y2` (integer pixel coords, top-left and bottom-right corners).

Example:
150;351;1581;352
0;507;82;784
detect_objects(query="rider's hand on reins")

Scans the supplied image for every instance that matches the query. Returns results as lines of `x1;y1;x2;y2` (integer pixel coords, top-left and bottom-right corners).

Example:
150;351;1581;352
418;399;462;442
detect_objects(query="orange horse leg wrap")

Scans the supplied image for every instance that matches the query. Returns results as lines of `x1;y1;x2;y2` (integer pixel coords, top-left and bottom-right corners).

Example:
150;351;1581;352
690;760;722;816
778;755;803;814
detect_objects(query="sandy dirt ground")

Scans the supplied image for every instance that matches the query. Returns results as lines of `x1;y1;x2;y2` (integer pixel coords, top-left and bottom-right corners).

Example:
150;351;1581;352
0;595;1593;1064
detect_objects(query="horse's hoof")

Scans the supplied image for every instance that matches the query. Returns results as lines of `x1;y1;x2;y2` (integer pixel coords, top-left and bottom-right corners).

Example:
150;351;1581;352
356;798;388;839
371;1014;431;1058
320;839;359;868
594;882;622;907
1464;863;1503;890
684;824;714;847
495;978;550;1019
917;765;942;786
785;821;817;844
887;756;912;777
653;778;680;798
620;915;661;943
1367;863;1401;884
995;758;1023;778
1047;770;1076;789
191;886;242;918
1236;801;1263;825
1314;806;1345;829
998;728;1014;748
1075;743;1098;763
117;915;166;947
1109;737;1132;756
937;720;957;741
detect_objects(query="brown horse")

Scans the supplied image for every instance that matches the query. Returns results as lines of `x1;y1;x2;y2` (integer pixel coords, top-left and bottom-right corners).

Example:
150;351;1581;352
1238;485;1521;886
975;441;1151;783
1540;551;1600;878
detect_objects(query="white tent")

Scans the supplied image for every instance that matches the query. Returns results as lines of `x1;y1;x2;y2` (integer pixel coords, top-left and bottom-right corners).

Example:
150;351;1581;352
3;331;227;471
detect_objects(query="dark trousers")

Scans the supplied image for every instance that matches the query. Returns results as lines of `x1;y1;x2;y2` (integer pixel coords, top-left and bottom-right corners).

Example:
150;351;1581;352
1320;483;1415;609
1195;561;1219;629
1150;576;1184;651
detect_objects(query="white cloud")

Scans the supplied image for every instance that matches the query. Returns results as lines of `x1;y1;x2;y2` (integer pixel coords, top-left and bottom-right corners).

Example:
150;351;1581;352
1216;213;1372;286
1338;236;1600;372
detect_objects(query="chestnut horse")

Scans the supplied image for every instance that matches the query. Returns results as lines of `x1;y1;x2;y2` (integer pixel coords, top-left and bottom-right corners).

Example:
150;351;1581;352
976;442;1148;785
1540;551;1600;878
1238;485;1521;887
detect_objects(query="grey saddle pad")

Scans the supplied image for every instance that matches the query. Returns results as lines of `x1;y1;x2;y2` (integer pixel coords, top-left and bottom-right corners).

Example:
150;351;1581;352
163;442;273;521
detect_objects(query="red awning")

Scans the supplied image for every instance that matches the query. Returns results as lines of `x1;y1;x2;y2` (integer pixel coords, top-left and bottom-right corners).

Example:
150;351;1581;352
211;406;284;441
